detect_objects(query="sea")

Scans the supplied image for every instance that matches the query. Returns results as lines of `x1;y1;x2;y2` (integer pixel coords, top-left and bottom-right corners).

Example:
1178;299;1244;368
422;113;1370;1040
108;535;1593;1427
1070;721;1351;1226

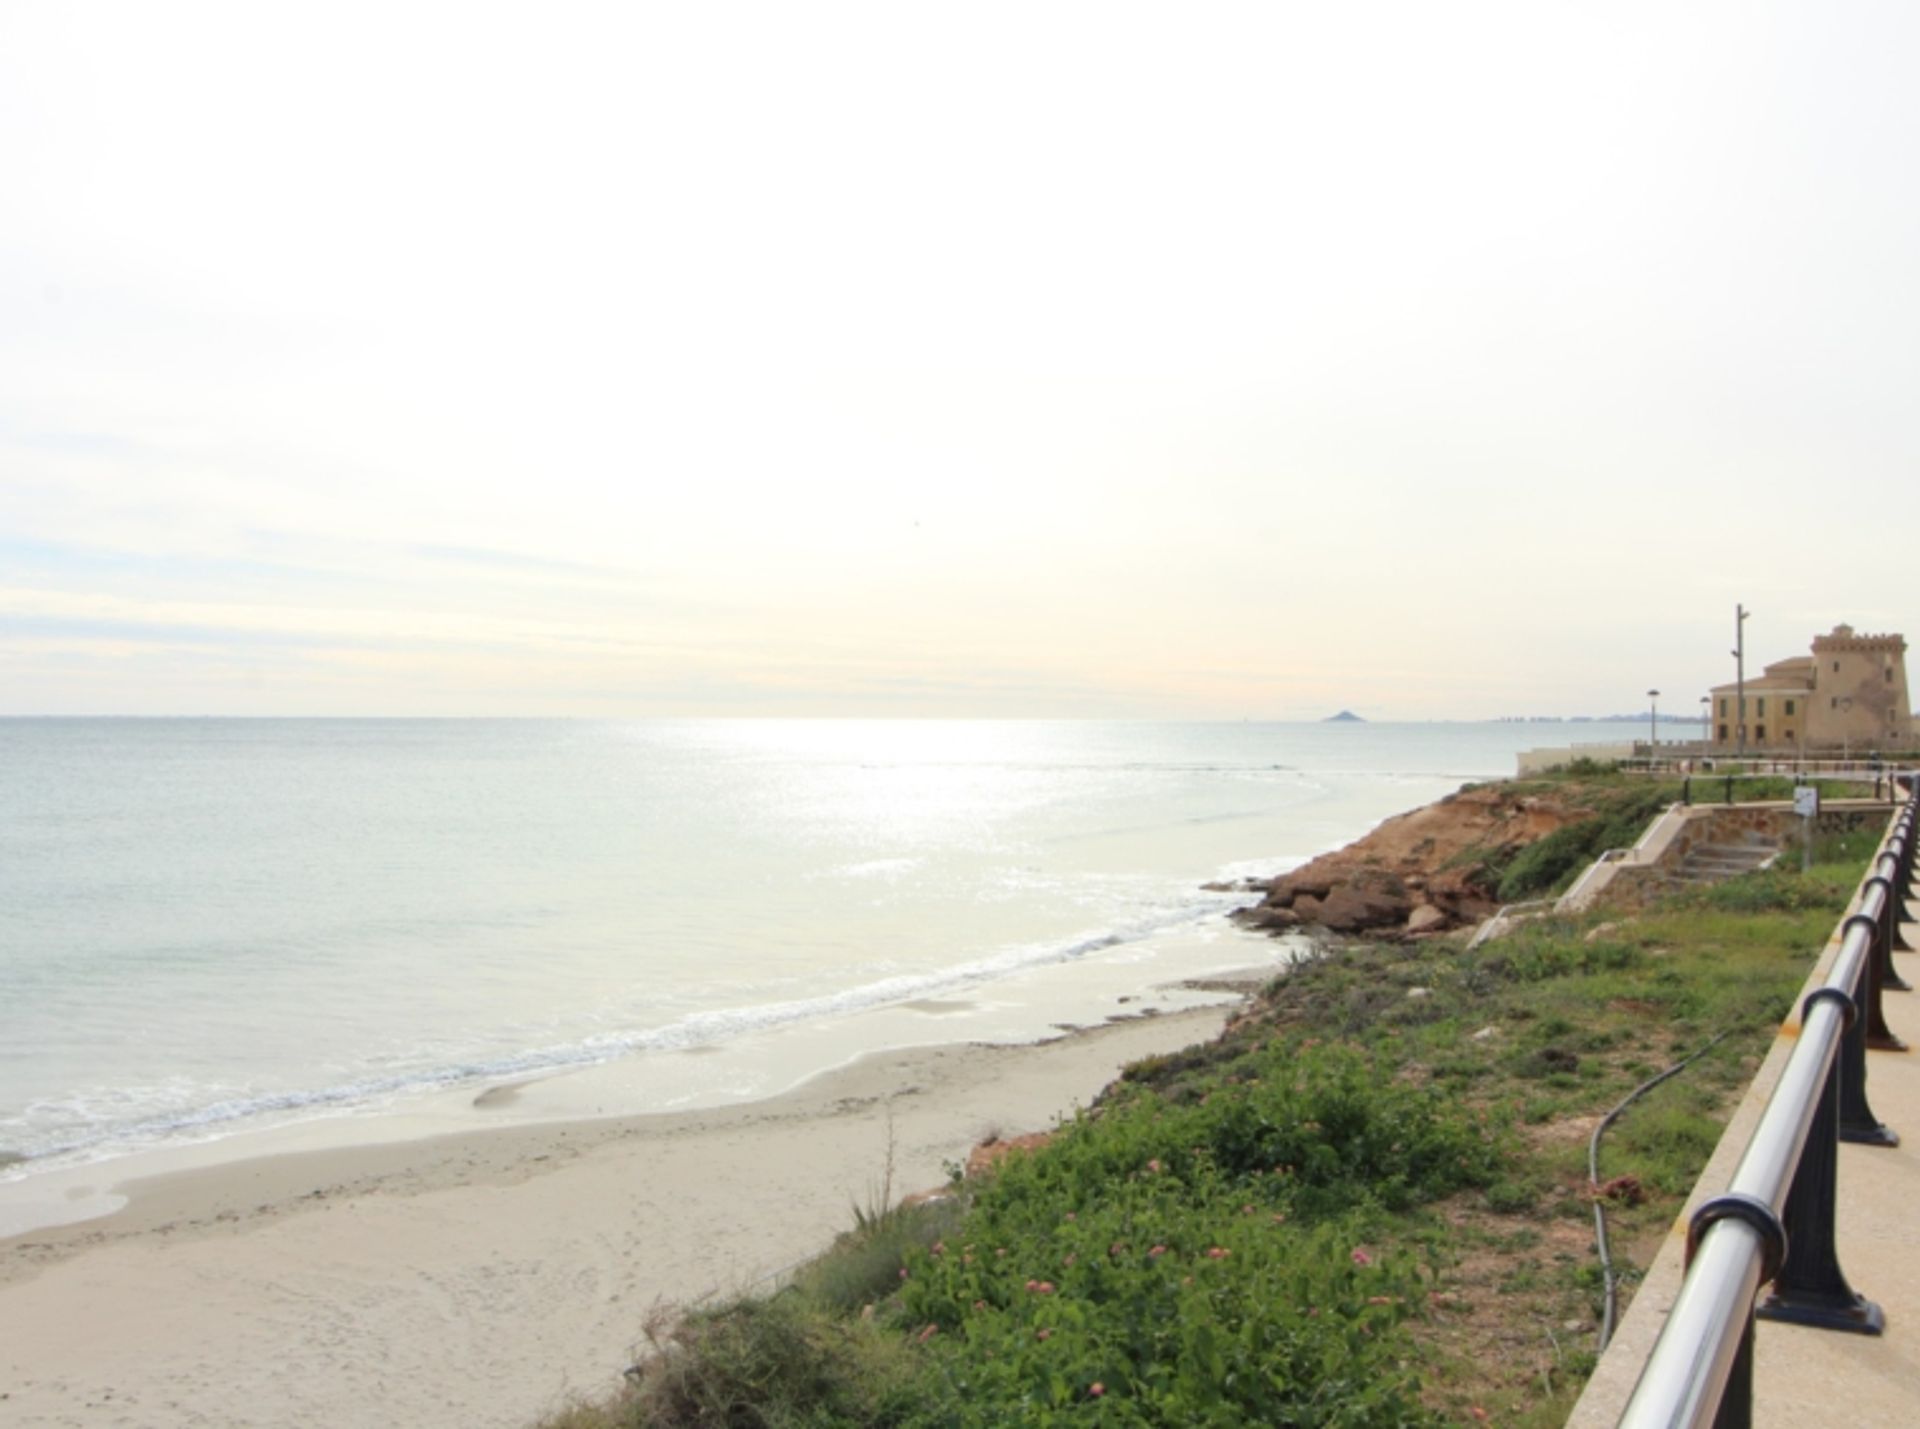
0;718;1579;1194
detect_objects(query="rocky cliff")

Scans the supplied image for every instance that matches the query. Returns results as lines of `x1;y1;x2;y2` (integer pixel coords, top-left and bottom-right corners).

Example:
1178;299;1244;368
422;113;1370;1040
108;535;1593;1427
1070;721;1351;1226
1231;783;1587;939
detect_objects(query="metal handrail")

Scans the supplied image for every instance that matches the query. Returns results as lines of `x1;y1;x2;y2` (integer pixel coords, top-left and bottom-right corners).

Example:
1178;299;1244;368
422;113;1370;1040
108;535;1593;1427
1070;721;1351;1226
1615;779;1917;1427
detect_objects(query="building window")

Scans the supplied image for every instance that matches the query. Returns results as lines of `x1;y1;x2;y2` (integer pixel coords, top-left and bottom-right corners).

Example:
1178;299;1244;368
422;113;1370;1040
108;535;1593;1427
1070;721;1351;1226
1757;697;1766;716
1756;724;1767;742
1835;660;1841;672
1719;697;1728;716
1832;697;1839;708
1889;668;1896;683
1785;699;1796;716
1718;724;1729;741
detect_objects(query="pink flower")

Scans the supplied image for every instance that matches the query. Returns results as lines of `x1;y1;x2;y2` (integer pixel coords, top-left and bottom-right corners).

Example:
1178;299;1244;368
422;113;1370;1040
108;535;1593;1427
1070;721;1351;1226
1270;1213;1288;1224
931;1241;946;1256
1351;1247;1373;1266
1241;1204;1256;1215
1064;1212;1076;1222
1036;1281;1056;1294
1025;1279;1040;1292
1145;1158;1162;1174
1207;1247;1230;1260
972;1299;988;1311
1036;1328;1052;1341
1062;1253;1077;1267
1366;1295;1395;1306
916;1323;939;1343
1148;1244;1168;1258
899;1267;909;1280
1090;1383;1106;1398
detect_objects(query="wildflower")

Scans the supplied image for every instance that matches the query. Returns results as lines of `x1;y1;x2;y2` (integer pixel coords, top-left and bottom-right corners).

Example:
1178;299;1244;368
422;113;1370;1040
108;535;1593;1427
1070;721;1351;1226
1145;1158;1162;1174
1025;1279;1040;1292
972;1299;988;1311
1270;1213;1287;1225
1148;1244;1168;1258
1366;1295;1395;1306
917;1323;939;1343
1109;1242;1125;1257
931;1241;946;1257
1062;1253;1077;1267
1206;1247;1230;1260
1242;1203;1255;1215
1063;1212;1076;1222
899;1267;909;1280
1037;1281;1056;1294
1350;1247;1373;1266
995;1247;1008;1258
1090;1383;1106;1398
1036;1328;1051;1341
1469;1409;1489;1422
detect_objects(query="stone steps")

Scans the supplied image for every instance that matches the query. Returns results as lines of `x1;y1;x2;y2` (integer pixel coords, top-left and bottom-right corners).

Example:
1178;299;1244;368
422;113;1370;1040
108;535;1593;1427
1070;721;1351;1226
1673;842;1778;886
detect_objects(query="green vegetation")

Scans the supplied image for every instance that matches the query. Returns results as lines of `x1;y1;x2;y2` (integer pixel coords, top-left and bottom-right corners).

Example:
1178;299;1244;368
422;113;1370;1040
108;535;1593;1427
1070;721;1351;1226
1446;768;1876;907
539;827;1878;1428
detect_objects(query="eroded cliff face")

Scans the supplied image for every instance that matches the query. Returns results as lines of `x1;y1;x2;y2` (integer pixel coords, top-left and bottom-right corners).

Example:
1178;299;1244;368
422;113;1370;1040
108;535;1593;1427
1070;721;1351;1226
1231;784;1585;939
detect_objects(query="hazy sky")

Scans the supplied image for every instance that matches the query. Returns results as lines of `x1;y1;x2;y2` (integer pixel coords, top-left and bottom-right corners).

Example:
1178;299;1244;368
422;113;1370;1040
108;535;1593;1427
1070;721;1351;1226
3;2;1915;718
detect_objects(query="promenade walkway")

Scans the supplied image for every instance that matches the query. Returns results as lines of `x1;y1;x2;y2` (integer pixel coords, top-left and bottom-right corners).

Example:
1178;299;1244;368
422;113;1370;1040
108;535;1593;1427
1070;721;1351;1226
1569;821;1920;1427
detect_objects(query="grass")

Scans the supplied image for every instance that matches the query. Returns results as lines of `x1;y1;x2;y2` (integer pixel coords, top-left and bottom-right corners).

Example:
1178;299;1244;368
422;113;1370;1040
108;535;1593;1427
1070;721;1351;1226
536;826;1881;1428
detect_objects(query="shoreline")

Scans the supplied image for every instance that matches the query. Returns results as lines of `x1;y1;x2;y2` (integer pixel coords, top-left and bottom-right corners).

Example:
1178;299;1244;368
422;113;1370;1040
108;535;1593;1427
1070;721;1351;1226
0;996;1253;1428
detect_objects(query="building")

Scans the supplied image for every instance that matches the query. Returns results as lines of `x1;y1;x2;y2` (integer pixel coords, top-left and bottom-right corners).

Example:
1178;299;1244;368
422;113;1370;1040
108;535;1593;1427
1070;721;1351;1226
1708;625;1912;753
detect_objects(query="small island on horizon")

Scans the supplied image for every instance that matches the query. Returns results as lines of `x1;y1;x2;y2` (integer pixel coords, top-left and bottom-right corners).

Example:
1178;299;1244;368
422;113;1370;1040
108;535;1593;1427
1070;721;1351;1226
1323;710;1366;723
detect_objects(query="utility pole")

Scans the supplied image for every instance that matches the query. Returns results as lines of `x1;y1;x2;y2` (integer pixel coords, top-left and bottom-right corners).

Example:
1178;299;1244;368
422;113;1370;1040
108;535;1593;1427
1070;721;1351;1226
1648;689;1660;761
1733;604;1749;758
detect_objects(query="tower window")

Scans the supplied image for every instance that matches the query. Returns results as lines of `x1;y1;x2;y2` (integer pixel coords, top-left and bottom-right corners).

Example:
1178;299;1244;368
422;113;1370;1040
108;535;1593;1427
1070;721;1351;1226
1785;699;1796;716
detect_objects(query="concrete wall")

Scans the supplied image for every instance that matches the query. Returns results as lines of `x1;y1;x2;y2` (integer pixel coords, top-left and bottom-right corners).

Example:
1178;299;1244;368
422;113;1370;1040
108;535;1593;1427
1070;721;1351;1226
1515;742;1635;776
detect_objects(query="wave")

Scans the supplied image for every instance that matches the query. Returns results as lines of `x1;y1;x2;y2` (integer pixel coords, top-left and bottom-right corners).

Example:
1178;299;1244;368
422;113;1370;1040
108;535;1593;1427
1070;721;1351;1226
0;888;1257;1179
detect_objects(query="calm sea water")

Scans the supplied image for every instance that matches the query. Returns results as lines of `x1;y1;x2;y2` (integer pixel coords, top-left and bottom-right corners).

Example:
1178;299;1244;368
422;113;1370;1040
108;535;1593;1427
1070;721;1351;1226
0;718;1577;1177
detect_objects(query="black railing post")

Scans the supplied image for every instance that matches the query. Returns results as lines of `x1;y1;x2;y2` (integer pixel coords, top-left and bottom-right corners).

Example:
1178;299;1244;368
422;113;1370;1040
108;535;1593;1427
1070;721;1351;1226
1839;915;1900;1143
1868;866;1915;973
1759;985;1884;1332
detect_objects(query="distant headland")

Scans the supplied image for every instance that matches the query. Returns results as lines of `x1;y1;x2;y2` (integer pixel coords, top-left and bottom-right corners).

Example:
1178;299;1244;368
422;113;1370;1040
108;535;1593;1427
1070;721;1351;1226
1323;710;1366;723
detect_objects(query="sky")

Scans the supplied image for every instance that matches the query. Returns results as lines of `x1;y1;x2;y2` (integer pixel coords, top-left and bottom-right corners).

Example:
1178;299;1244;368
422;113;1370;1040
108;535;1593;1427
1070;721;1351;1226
3;1;1916;719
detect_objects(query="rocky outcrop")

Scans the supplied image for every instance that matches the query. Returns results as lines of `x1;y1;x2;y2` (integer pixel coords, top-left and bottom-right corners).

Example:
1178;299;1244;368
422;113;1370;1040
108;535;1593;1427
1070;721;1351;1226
1232;783;1587;940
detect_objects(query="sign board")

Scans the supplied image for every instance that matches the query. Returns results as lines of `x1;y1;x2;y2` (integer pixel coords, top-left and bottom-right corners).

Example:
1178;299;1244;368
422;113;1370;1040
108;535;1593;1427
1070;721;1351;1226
1793;785;1820;819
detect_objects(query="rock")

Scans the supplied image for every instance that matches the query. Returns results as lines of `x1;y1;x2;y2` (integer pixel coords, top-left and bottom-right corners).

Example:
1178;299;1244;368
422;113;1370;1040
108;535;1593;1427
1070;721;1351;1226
1584;922;1620;943
966;1132;1054;1178
1405;904;1449;935
1405;986;1432;1000
1292;893;1325;921
1314;876;1413;933
1471;1025;1498;1042
1231;904;1302;931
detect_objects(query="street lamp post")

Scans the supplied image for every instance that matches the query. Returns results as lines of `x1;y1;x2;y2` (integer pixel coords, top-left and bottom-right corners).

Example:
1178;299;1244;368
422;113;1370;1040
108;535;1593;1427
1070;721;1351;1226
1648;689;1660;761
1700;695;1710;749
1732;604;1749;757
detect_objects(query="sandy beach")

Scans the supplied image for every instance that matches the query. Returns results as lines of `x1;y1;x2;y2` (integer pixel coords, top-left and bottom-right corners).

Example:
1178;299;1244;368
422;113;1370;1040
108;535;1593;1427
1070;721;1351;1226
0;1002;1240;1429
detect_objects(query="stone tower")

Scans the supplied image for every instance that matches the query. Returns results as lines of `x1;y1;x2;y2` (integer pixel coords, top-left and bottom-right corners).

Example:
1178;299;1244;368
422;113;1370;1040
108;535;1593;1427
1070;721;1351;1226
1805;625;1911;749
